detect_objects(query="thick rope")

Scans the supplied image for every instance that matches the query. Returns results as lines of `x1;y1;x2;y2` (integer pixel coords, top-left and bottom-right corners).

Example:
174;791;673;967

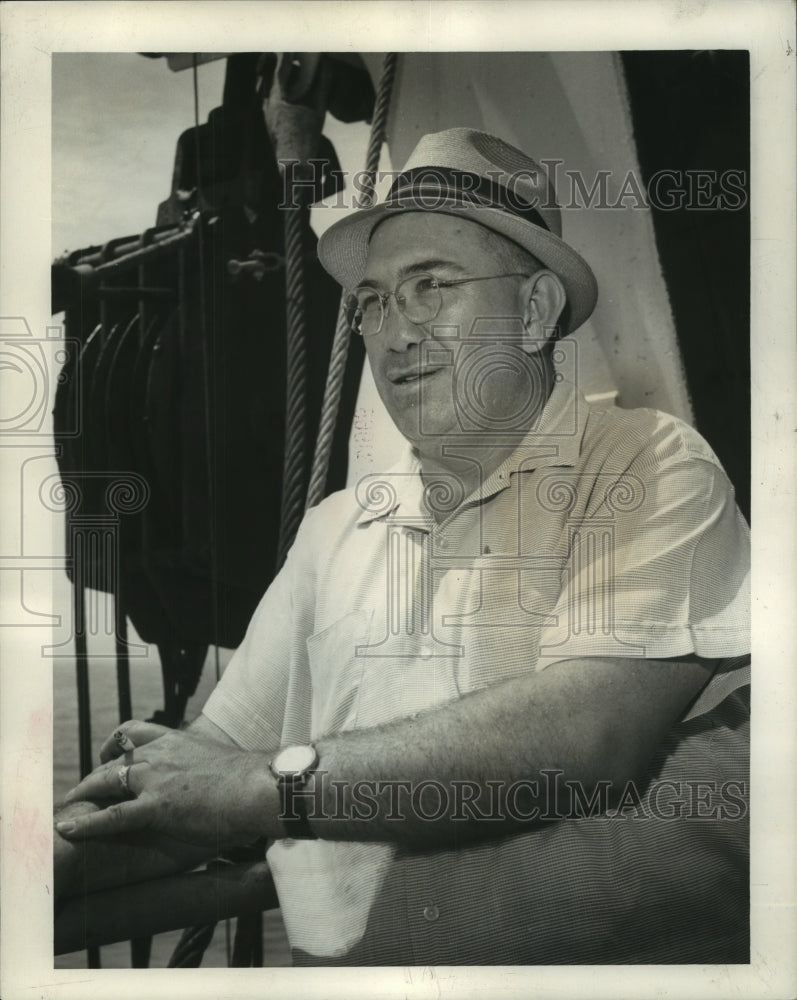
304;52;398;510
362;53;399;189
276;198;310;566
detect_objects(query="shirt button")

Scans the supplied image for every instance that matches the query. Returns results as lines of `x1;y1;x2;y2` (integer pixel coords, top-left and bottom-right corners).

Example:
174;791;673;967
420;645;433;658
422;904;440;922
438;537;448;549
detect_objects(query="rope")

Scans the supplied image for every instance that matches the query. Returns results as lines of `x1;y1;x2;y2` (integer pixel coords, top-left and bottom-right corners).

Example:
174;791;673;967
168;923;216;967
363;53;399;190
276;197;310;566
304;52;398;510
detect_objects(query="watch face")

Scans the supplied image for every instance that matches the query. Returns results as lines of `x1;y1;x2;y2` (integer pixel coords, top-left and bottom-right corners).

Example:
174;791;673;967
273;744;317;776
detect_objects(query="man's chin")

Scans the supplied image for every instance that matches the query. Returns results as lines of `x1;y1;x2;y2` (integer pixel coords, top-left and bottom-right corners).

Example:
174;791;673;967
401;426;468;459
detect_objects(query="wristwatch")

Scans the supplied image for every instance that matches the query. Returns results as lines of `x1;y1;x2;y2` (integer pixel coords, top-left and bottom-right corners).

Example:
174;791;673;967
269;744;319;839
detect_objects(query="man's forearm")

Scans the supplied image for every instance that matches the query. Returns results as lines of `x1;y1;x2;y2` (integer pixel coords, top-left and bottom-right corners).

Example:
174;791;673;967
307;655;713;846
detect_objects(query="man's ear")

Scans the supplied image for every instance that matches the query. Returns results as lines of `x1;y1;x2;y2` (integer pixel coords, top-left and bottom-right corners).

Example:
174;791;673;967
520;271;567;352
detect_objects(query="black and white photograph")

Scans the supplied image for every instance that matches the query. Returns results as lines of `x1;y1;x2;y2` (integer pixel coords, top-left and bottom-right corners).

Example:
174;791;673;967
0;2;795;998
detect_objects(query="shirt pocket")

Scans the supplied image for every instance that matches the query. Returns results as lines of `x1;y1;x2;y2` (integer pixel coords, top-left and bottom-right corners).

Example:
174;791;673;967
306;609;373;740
448;555;561;690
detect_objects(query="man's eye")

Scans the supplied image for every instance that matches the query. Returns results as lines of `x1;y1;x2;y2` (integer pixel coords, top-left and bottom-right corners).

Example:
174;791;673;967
412;276;440;294
357;292;380;313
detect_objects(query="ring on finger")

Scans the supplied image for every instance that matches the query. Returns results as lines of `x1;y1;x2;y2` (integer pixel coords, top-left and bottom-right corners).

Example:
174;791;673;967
117;764;132;796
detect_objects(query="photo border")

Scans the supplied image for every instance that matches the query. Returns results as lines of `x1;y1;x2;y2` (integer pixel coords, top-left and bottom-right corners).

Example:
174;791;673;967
1;2;795;997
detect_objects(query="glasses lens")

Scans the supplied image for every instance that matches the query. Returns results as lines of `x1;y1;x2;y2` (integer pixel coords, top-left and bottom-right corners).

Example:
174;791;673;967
350;288;383;336
398;273;441;325
344;294;363;334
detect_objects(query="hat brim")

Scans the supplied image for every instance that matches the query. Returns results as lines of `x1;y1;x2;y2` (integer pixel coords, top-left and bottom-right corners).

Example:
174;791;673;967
317;200;598;335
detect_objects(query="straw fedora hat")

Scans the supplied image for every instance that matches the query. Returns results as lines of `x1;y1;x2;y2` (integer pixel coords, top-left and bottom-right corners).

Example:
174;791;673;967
317;127;598;334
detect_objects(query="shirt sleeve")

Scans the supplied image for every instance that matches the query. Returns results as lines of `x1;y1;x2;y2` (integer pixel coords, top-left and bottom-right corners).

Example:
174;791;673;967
536;427;750;670
201;508;319;751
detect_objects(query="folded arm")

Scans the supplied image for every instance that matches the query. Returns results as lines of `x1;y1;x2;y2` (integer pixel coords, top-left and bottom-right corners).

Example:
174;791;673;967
57;654;714;853
308;653;714;845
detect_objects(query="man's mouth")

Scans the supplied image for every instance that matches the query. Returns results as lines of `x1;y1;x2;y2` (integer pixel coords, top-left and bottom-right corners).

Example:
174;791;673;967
389;367;442;386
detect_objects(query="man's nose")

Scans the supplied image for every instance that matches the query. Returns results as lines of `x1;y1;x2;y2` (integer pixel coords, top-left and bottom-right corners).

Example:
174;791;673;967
380;298;427;350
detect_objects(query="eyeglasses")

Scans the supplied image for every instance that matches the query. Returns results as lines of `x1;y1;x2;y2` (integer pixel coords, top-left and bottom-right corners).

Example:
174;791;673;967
345;271;530;337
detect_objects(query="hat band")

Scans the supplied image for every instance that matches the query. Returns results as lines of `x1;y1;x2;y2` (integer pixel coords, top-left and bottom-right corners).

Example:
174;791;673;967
385;167;550;232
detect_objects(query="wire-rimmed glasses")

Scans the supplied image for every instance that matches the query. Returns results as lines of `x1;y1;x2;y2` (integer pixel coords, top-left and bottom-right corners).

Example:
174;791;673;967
345;271;530;337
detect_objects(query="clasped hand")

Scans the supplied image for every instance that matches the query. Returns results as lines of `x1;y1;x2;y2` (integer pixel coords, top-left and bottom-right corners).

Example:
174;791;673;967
56;721;272;847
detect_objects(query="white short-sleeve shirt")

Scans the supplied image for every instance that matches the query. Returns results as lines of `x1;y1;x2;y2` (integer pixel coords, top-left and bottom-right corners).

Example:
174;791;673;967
203;380;750;962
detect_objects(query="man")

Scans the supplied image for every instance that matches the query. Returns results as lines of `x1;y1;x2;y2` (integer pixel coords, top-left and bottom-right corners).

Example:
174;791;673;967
55;128;750;964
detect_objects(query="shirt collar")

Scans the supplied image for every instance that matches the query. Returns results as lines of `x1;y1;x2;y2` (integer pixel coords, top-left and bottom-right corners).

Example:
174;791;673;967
355;378;589;526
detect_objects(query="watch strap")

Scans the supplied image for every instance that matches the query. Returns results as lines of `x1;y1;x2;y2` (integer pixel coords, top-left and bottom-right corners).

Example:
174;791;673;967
270;745;319;840
278;776;317;839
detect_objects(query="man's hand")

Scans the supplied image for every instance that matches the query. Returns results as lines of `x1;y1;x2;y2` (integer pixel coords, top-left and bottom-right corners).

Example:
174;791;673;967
56;721;280;847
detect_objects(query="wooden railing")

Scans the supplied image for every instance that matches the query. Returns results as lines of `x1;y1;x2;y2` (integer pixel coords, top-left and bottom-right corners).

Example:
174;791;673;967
55;860;278;956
